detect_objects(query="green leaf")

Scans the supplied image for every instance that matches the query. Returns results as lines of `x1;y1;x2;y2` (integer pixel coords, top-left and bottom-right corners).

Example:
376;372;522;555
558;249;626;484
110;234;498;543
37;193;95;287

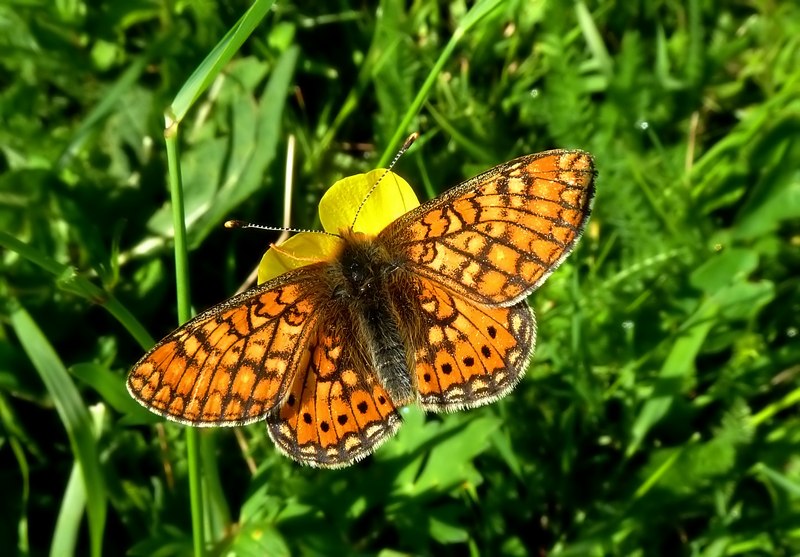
628;299;718;457
9;304;106;557
690;248;759;293
223;522;290;557
169;0;277;123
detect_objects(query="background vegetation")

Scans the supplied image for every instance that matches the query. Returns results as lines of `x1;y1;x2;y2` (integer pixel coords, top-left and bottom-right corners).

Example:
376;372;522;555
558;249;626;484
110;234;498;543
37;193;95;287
1;0;799;555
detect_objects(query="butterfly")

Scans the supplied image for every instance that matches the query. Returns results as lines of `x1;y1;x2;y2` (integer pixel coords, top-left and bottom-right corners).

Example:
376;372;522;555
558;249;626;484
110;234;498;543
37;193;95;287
128;149;596;468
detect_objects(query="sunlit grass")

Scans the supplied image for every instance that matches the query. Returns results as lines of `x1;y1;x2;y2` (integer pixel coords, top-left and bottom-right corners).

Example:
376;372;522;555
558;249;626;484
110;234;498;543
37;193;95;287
1;1;799;555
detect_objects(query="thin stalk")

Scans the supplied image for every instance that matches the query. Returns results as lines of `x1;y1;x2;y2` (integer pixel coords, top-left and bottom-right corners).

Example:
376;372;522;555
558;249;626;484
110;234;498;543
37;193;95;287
164;116;204;557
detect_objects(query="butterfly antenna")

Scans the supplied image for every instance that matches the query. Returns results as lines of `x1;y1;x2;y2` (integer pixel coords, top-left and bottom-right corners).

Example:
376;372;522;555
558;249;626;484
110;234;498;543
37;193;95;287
351;132;419;228
226;134;339;243
224;220;338;238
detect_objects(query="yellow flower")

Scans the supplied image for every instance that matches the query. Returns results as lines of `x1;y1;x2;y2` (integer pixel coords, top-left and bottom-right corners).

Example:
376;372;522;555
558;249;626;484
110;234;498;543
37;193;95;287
258;169;420;283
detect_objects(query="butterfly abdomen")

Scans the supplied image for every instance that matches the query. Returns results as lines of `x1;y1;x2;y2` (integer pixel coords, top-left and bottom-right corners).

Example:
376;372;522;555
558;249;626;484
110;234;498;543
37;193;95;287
331;231;416;404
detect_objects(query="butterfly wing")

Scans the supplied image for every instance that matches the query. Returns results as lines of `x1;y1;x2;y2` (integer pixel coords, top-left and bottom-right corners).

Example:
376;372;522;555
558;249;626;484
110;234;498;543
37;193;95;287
381;150;595;306
267;309;402;468
399;275;535;411
127;265;324;425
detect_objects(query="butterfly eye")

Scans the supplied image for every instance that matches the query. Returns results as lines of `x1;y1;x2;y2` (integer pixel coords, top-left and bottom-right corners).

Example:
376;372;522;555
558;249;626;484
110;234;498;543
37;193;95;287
346;257;367;281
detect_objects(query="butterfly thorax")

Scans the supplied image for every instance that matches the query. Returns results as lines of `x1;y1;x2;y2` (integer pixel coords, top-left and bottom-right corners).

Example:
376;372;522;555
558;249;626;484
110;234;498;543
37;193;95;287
327;229;415;405
332;230;393;296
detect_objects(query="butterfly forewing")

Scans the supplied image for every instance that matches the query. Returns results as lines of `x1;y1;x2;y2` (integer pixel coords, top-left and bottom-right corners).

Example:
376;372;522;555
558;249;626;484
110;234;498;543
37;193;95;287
381;150;595;306
127;266;323;425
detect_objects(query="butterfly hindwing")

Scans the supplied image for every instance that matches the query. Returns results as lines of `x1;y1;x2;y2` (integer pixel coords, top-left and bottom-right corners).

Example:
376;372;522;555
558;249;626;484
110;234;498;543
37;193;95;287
409;276;535;411
266;309;402;468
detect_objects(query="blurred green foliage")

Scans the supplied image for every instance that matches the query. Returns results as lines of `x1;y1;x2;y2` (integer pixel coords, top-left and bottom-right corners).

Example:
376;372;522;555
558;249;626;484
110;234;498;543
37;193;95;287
1;0;799;555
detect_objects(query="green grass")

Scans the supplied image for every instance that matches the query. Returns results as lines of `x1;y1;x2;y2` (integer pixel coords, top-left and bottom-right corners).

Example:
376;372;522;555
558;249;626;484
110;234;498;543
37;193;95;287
2;0;800;555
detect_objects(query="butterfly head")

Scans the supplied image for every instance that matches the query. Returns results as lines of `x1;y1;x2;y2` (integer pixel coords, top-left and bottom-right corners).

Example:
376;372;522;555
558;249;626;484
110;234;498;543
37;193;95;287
335;229;389;296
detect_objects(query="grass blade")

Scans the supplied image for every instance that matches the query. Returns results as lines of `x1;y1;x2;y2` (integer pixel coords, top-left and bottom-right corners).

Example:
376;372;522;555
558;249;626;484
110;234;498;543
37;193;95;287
9;303;106;557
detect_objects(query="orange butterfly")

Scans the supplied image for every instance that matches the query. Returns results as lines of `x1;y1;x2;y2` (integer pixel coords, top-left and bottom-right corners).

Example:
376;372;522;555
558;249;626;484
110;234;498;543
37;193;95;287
128;149;595;468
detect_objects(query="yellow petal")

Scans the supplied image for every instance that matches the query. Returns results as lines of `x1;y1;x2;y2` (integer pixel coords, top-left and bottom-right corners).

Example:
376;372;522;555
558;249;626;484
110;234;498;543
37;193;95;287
258;233;342;283
257;169;419;284
318;169;419;235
